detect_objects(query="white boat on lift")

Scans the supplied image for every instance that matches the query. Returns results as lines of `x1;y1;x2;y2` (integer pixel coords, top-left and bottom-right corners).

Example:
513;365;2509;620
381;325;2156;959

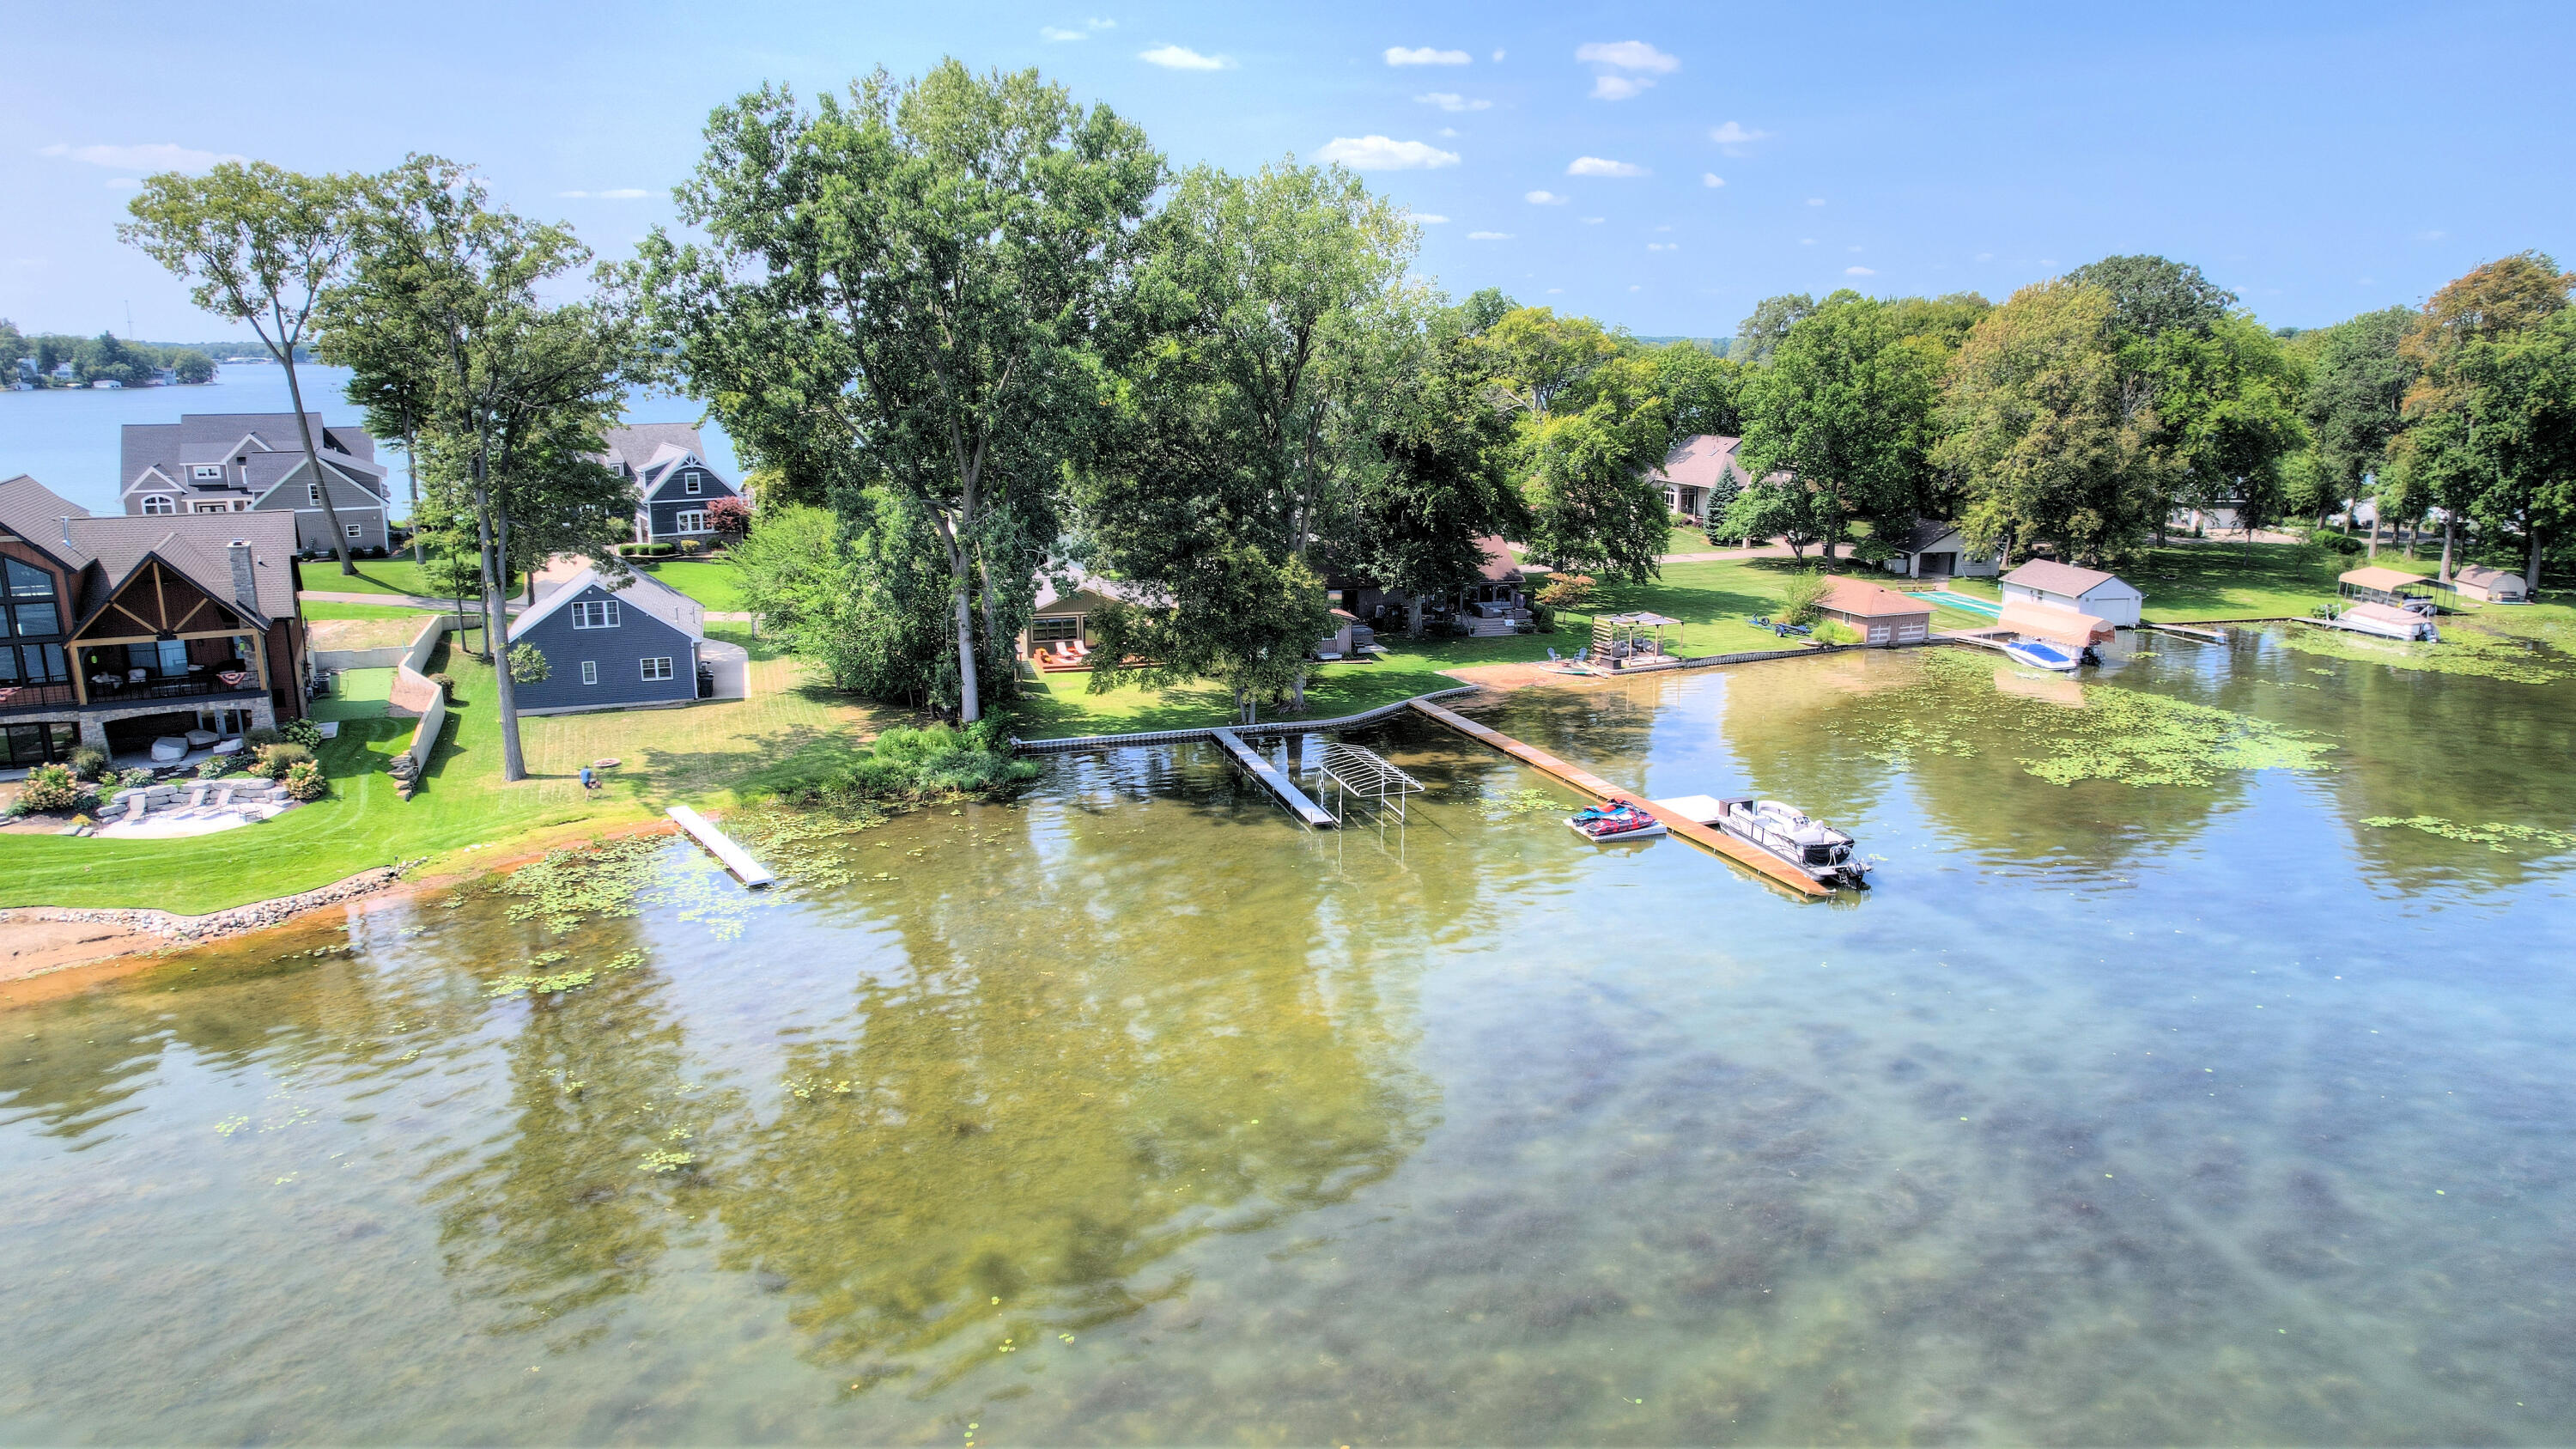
2003;639;2083;672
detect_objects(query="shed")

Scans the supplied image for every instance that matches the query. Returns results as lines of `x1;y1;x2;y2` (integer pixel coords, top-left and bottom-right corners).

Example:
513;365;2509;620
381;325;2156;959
2337;566;2435;607
1814;578;1931;647
507;565;703;716
2446;564;2529;604
1999;560;2143;627
1998;598;2115;647
1878;519;1999;579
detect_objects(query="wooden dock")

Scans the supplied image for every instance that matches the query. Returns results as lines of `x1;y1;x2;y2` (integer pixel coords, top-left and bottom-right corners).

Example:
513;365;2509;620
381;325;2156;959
1406;698;1831;898
1208;728;1340;829
666;805;776;886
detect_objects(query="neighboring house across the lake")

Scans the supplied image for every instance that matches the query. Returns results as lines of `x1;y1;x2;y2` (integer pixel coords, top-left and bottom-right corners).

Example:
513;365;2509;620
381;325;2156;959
1814;578;1931;647
598;424;742;547
0;474;308;767
118;412;394;557
507;561;706;715
2445;563;2529;604
1876;520;1999;580
2000;560;2144;627
1649;435;1754;524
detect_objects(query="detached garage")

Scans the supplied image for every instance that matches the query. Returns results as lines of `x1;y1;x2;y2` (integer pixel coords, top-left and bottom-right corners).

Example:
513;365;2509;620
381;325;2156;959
2000;560;2144;627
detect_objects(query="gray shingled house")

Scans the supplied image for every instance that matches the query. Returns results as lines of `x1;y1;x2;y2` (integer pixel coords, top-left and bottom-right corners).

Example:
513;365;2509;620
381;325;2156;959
598;424;744;546
118;412;394;556
505;563;705;716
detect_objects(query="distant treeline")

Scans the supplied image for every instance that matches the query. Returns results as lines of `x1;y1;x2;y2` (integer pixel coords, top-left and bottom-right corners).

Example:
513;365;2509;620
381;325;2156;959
2;320;219;386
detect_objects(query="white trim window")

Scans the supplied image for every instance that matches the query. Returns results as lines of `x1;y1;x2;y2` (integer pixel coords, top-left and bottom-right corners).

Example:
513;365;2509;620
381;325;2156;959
141;495;174;515
571;600;621;630
683;472;702;496
641;656;674;682
191;464;225;481
673;509;708;534
195;503;228;514
580;661;598;685
344;523;362;539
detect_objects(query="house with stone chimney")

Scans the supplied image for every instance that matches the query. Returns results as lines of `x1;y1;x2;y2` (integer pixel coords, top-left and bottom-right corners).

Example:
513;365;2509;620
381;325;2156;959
0;474;308;768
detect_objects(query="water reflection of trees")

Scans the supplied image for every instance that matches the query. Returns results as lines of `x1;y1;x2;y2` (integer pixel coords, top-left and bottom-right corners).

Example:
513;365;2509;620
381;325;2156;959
713;792;1436;1381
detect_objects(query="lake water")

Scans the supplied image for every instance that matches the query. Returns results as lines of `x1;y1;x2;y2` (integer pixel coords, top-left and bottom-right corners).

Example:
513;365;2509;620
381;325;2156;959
4;629;2573;1444
0;364;739;518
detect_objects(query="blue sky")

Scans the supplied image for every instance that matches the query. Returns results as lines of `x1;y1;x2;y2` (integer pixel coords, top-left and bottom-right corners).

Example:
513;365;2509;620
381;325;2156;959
4;0;2571;344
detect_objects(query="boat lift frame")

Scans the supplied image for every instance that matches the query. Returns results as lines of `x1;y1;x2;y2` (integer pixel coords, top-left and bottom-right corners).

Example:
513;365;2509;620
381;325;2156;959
1305;740;1427;825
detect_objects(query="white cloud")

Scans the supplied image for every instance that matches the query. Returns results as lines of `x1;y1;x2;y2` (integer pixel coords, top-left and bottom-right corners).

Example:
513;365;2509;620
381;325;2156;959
1806;197;1826;206
1042;26;1085;40
2416;228;2446;241
1385;46;1471;65
558;188;651;199
41;141;244;173
1437;127;1460;137
1648;242;1680;252
1525;190;1569;205
1801;238;1816;246
1546;287;1564;294
1567;156;1647;178
1576;40;1680;72
1708;121;1771;146
1087;15;1115;27
1630;284;1643;292
1312;135;1460;170
1845;265;1875;276
1492;48;1506;61
1139;45;1232;70
1413;213;1449;224
1701;173;1725;188
1591;75;1654;100
1975;252;1994;261
1654;224;1673;232
1415;92;1490;112
1467;231;1512;240
1581;216;1606;225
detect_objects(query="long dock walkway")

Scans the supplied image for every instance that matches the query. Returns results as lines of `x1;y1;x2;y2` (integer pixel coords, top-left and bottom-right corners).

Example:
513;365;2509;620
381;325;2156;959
1405;698;1831;898
666;805;776;886
1208;728;1340;828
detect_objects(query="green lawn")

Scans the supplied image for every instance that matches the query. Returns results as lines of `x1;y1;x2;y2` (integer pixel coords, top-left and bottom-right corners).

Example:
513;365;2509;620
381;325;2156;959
0;625;885;913
312;667;393;721
294;558;435;597
2131;542;2354;621
303;599;440;621
631;558;747;612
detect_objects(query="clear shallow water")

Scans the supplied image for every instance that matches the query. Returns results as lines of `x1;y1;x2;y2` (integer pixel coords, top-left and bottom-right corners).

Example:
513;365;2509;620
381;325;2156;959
3;634;2574;1444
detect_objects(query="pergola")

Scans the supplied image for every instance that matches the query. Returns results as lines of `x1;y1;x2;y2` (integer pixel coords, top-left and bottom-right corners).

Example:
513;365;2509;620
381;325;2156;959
1589;612;1680;662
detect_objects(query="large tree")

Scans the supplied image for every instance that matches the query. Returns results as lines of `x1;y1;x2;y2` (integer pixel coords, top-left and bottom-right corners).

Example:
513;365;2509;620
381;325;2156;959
2300;307;2418;537
122;161;369;574
2061;254;2235;338
1940;280;2164;565
1730;293;1816;366
1734;291;1940;563
2141;314;2307;537
632;62;1160;724
335;155;636;781
2396;253;2575;586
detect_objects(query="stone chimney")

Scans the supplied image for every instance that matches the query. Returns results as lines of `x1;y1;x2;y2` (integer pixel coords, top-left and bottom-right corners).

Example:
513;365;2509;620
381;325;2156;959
228;540;258;613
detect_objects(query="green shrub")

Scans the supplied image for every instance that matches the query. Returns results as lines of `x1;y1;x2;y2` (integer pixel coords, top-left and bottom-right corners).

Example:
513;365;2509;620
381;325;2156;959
2306;527;2364;556
20;763;81;811
1850;536;1895;566
277;718;324;749
507;642;551;684
1536;574;1596;609
1529;601;1557;634
1777;569;1832;626
252;743;313;779
68;746;110;781
428;672;456;700
280;759;329;801
242;726;286;750
197;752;235;779
118;767;155;788
1812;618;1862;646
806;721;1041;806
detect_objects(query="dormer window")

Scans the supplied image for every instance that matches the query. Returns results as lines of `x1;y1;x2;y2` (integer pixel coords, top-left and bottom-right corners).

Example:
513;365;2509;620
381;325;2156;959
191;464;225;481
683;472;702;495
142;496;174;514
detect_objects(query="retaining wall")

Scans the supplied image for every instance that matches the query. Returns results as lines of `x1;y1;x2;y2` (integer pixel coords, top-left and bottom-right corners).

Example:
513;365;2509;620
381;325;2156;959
377;613;459;782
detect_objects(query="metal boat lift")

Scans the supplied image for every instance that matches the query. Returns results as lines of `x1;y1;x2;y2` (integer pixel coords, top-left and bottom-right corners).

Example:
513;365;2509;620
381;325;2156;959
1305;740;1427;825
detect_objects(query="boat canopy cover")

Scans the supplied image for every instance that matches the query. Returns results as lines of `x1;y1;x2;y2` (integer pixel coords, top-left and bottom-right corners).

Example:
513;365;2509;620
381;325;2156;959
1998;598;2114;646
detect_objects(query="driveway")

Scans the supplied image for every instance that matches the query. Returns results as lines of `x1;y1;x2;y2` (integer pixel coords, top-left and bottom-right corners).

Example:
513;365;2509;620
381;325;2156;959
699;639;750;702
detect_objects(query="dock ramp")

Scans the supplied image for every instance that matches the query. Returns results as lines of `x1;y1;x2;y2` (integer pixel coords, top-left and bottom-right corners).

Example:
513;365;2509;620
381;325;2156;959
667;805;776;886
1210;728;1339;828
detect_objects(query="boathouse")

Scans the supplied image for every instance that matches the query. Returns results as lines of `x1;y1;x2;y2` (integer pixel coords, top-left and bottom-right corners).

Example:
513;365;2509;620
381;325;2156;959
1814;579;1930;647
2000;560;2143;627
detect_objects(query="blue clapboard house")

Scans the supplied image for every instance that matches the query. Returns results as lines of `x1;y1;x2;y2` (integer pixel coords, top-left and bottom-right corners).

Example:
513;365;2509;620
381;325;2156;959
506;564;706;715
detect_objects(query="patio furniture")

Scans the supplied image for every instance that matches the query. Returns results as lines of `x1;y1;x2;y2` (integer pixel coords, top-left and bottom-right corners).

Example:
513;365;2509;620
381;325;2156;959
185;729;220;747
149;736;190;763
210;739;243;755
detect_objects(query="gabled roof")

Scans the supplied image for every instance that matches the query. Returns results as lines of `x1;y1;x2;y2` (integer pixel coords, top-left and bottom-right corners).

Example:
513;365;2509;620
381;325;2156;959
0;475;94;565
2339;565;2431;592
1888;518;1965;555
2451;563;2519;589
66;512;301;624
123;411;386;496
1819;577;1929;618
516;561;703;642
1647;434;1744;489
601;424;711;477
1475;536;1528;583
2002;559;2125;596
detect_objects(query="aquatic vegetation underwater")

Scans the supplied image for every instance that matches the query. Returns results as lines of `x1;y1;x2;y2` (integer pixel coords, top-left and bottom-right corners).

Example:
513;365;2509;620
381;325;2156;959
1482;787;1568;820
2276;618;2572;685
1824;648;2333;787
2361;815;2576;854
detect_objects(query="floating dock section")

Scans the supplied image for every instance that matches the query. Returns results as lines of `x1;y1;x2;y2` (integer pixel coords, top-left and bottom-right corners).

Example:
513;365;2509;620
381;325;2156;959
1209;727;1340;829
1406;697;1831;898
666;805;776;886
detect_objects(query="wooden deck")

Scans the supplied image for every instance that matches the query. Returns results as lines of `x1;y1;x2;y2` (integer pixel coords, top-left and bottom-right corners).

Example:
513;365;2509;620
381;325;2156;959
1406;697;1832;898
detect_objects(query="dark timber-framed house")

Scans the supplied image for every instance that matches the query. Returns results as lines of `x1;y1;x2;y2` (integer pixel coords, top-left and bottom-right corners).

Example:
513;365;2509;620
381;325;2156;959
0;475;308;768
